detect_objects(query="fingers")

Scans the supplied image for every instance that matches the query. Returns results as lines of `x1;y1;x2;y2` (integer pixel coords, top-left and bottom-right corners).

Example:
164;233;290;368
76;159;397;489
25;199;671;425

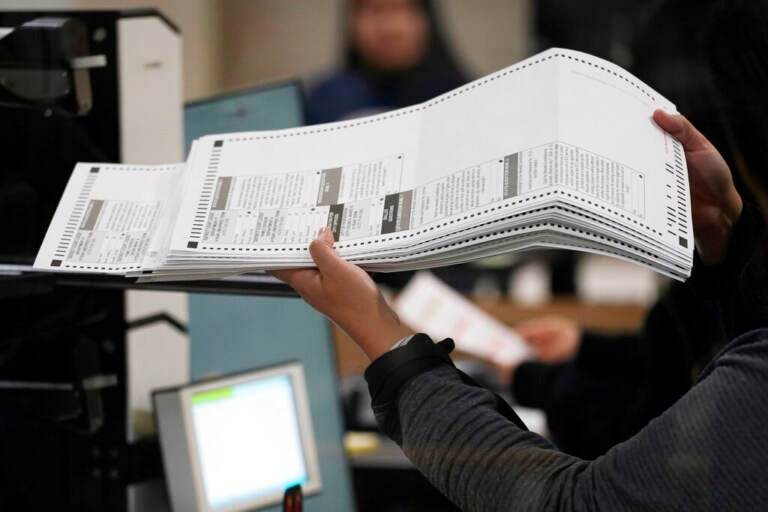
652;109;709;152
514;317;557;338
272;227;345;293
271;267;311;285
514;323;544;339
308;227;345;278
318;225;335;245
271;267;321;295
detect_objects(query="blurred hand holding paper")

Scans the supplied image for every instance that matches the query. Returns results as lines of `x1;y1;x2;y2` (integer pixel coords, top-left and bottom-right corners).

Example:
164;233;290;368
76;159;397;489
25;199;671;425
394;271;531;366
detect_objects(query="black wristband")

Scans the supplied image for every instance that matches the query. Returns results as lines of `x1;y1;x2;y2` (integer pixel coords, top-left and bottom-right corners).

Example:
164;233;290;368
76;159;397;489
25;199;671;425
364;333;455;406
365;333;528;441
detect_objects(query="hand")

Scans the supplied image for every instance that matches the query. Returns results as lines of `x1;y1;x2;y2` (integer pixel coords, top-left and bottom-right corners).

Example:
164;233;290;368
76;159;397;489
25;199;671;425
514;315;581;363
653;110;743;264
271;227;412;361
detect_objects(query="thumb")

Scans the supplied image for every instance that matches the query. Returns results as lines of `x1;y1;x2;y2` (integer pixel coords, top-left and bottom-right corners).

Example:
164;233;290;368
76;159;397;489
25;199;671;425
309;227;343;277
652;109;708;152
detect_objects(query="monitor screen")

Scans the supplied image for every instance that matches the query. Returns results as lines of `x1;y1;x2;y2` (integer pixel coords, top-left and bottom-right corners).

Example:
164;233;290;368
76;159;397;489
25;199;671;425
153;361;321;512
184;81;304;154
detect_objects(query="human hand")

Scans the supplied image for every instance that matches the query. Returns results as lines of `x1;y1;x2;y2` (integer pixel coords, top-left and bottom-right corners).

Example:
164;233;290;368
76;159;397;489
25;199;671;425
653;110;743;264
271;227;412;361
514;315;581;363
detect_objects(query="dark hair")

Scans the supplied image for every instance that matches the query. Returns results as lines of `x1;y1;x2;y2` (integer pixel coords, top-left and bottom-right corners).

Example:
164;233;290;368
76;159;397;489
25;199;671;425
704;0;768;214
631;1;728;164
343;0;468;107
632;0;768;214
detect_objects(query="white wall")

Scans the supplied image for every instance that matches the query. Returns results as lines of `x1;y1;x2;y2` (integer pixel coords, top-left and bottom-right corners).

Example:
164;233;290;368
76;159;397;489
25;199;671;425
442;0;531;77
219;0;343;89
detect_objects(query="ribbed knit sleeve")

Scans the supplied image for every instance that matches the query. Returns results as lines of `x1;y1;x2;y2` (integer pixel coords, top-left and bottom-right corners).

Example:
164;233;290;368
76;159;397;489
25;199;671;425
365;204;768;509
381;329;768;511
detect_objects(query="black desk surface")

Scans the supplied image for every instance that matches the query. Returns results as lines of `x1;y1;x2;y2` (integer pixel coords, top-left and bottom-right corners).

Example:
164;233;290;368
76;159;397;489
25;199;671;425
0;264;296;298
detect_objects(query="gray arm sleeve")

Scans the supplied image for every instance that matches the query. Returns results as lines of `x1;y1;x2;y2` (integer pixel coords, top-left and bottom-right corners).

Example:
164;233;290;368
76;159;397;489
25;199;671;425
393;329;768;511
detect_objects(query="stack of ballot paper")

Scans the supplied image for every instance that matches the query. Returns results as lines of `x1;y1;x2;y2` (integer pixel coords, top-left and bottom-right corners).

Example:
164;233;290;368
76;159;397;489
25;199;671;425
35;48;693;282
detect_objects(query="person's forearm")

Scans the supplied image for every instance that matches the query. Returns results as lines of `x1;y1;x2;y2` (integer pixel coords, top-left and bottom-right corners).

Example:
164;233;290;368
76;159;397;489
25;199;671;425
341;294;413;361
395;365;591;511
379;328;768;511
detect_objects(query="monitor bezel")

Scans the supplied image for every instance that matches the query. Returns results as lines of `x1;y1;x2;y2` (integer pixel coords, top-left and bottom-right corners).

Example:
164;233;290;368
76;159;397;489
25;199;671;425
158;360;322;512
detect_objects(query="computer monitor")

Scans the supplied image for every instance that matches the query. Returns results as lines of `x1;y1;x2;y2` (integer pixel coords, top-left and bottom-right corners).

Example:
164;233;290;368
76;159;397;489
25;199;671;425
153;362;322;512
184;81;305;154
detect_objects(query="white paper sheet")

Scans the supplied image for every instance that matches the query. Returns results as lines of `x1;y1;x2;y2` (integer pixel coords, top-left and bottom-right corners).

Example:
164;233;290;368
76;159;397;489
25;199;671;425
395;271;531;366
34;163;183;273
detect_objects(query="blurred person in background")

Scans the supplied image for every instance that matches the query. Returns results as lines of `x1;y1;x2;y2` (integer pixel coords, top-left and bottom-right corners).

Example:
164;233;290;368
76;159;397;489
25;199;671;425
493;0;768;460
305;0;468;124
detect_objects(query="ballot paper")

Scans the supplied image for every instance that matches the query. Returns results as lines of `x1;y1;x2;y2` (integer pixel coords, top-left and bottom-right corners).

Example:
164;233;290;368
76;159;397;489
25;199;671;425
34;163;183;274
35;48;693;282
395;271;531;365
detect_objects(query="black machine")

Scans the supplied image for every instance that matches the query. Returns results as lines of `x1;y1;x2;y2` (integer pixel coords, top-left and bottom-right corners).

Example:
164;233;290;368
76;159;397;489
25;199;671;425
0;11;173;511
0;16;104;117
